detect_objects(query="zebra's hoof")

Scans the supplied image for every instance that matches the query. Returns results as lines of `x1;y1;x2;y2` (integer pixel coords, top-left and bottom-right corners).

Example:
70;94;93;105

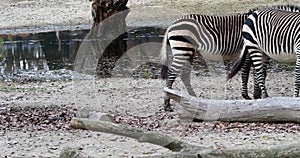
164;105;174;112
242;95;252;100
253;95;261;99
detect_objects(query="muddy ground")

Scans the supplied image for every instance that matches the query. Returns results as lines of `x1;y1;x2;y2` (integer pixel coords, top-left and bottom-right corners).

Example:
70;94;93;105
1;0;300;157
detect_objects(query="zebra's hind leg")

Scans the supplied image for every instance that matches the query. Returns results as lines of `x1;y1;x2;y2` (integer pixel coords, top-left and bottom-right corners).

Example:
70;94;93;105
241;54;252;99
250;50;269;98
253;57;269;99
181;62;196;96
253;69;262;99
293;55;300;97
164;67;195;112
164;69;175;112
164;55;192;111
164;65;182;112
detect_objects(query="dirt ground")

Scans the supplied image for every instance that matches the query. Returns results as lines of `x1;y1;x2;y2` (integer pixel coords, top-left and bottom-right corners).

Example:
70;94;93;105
1;0;300;157
2;0;300;32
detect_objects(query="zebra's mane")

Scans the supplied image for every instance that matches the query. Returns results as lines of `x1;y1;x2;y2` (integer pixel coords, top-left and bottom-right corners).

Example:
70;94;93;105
248;5;300;14
176;5;300;21
179;12;250;20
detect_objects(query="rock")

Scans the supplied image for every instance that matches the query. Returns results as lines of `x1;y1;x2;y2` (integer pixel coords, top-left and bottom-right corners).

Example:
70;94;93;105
76;107;90;118
88;112;115;123
59;147;83;158
76;107;115;122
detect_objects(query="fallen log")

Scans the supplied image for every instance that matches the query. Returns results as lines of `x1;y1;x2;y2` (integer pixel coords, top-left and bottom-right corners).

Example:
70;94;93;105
69;117;300;158
70;117;205;153
164;88;300;123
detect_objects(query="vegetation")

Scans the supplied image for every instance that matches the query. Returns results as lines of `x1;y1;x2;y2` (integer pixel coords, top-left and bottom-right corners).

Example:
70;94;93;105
0;82;45;92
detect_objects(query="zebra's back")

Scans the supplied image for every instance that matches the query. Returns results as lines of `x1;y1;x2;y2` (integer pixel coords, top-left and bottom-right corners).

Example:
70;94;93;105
244;9;300;62
168;13;249;61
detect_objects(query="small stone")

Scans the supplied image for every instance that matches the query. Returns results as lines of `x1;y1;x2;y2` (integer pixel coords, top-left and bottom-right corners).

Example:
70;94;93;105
88;112;115;122
59;147;81;158
76;107;89;118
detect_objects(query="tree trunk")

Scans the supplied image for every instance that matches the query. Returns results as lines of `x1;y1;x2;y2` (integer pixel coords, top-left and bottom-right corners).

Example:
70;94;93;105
164;88;300;123
90;0;128;29
74;0;129;76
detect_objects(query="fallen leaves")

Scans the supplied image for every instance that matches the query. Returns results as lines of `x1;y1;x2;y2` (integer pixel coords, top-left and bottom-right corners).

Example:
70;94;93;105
0;105;77;132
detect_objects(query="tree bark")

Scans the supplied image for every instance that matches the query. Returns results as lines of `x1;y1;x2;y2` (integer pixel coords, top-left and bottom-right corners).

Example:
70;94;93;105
164;88;300;123
74;0;129;76
90;0;129;77
90;0;128;29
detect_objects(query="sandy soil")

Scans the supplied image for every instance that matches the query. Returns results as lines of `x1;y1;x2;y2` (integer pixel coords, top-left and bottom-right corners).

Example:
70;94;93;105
1;72;300;157
1;0;300;157
1;0;299;33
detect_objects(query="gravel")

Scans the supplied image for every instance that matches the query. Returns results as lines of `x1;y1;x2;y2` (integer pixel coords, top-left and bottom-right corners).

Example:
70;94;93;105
1;0;300;157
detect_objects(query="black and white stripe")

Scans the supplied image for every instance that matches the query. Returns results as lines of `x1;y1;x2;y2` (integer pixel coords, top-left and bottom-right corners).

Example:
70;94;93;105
161;13;247;111
161;5;300;111
227;8;300;98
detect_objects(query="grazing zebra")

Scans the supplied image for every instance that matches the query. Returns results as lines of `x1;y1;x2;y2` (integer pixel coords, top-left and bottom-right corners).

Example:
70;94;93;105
227;9;300;98
161;5;300;111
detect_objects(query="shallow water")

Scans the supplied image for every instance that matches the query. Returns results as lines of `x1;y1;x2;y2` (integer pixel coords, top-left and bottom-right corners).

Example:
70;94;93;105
0;27;164;80
0;30;87;73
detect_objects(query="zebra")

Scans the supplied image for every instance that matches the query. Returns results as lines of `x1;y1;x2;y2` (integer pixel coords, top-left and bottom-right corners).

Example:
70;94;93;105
160;5;300;112
227;8;300;99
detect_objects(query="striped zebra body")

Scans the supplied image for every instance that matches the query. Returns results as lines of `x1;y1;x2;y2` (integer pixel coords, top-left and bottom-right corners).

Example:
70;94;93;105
246;11;298;62
163;14;248;59
162;5;300;111
228;9;300;98
161;13;250;111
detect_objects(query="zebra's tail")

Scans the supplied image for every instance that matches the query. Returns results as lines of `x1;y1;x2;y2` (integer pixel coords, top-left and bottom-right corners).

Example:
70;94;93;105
226;45;248;81
160;27;170;80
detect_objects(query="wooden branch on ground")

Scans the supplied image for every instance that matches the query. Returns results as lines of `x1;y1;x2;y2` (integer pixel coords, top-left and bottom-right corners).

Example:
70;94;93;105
69;117;300;158
164;88;300;123
70;117;205;153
